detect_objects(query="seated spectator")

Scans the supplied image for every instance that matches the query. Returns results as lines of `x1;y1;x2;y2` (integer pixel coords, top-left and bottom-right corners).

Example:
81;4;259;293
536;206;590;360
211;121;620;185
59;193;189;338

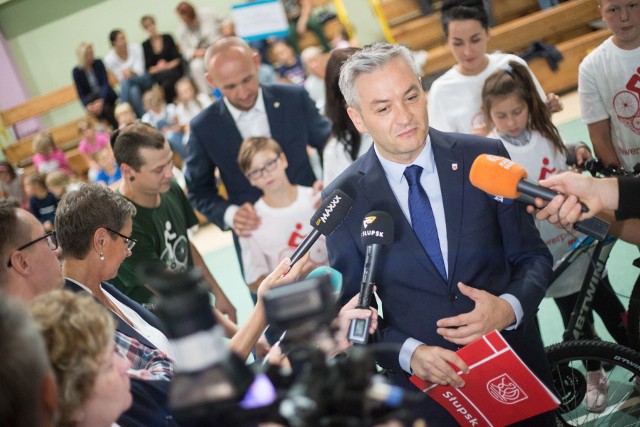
45;170;82;199
104;29;153;118
174;76;212;138
140;15;185;103
301;46;327;113
32;132;72;176
72;42;118;129
115;102;137;129
0;295;58;427
141;86;186;159
283;0;330;53
272;40;306;85
92;148;122;186
237;136;329;298
24;172;58;231
30;290;132;427
0;160;26;207
77;117;110;181
0;199;63;302
176;1;225;95
0;199;167;426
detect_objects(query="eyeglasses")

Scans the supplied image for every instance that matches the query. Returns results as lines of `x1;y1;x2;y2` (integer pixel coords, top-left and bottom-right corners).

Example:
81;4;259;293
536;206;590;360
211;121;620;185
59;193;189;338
105;228;137;251
6;230;58;268
245;156;280;181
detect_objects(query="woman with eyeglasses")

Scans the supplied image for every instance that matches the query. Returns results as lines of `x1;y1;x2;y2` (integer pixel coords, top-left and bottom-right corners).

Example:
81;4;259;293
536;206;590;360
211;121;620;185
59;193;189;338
53;184;177;378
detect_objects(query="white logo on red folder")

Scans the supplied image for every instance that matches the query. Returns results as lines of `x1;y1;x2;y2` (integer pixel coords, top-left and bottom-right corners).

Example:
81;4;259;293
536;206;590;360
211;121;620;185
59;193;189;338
487;374;528;404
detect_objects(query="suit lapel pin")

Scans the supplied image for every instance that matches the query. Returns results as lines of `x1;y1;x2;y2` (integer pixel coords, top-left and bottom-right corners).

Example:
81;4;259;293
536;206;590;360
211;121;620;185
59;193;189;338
451;163;458;171
273;101;280;109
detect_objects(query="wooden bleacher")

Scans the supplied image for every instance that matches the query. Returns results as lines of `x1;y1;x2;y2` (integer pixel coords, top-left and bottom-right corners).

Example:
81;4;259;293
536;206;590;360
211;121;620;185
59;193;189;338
1;84;90;177
371;0;608;94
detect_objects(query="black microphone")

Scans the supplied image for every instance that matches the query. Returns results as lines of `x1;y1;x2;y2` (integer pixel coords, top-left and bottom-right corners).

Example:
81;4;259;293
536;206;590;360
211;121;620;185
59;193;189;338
348;211;394;345
288;189;353;271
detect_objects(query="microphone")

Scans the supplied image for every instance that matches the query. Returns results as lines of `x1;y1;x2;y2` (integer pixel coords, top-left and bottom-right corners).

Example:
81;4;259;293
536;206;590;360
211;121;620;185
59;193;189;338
470;154;610;240
348;211;394;345
288;189;353;271
469;154;588;212
306;266;343;296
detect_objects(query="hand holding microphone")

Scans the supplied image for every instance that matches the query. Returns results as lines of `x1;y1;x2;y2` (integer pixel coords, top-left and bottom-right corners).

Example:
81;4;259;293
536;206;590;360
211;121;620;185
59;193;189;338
470;154;610;240
287;189;353;273
348;211;394;345
469;154;589;211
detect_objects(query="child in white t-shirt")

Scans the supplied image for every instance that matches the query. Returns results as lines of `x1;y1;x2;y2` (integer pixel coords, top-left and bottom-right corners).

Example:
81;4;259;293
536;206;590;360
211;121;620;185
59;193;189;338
483;60;627;413
141;87;185;159
174;77;212;136
237;136;328;299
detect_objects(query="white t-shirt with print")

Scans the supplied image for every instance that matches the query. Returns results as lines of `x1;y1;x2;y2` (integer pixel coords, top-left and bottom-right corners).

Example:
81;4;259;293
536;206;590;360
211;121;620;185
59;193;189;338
239;186;329;284
579;37;640;171
489;129;590;298
428;53;546;134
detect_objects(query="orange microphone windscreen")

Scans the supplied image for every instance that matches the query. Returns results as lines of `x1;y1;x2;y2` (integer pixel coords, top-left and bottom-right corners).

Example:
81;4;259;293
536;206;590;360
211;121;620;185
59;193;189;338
469;154;528;198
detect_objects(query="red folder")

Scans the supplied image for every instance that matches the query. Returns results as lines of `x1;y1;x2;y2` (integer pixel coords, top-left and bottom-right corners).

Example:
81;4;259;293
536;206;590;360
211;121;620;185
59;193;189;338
409;330;559;426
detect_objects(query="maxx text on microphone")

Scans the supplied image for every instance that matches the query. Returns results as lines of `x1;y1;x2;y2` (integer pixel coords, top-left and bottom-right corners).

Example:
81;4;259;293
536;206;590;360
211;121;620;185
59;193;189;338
348;211;394;345
288;189;353;271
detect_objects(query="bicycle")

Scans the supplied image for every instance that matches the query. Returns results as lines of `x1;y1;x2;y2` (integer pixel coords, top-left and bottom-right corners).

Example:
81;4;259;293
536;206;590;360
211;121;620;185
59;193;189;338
543;160;640;425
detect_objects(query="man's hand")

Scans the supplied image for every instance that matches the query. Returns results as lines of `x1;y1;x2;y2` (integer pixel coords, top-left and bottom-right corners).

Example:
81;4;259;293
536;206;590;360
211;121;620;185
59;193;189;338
410;345;469;388
331;291;379;356
436;282;515;346
546;92;563;113
214;290;237;323
233;202;261;237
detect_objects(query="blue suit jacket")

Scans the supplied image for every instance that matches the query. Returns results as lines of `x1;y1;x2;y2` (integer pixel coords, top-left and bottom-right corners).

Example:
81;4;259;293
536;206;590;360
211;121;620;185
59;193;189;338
325;129;554;425
64;279;177;427
72;59;118;106
185;83;331;229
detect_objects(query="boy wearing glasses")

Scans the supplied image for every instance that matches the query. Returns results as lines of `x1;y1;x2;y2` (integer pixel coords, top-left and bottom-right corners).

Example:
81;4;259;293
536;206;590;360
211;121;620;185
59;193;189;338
237;136;329;300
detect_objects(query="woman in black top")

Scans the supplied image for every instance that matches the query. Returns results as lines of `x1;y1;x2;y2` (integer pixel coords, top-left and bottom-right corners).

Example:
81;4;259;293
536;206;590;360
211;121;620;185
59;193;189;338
140;15;184;103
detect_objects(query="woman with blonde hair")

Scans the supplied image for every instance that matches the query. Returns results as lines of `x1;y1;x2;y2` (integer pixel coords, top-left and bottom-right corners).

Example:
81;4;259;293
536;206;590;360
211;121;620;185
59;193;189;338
31;290;132;427
72;42;119;129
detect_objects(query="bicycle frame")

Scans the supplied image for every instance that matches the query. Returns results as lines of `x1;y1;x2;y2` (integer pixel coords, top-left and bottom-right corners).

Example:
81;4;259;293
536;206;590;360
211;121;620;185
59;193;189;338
550;234;617;342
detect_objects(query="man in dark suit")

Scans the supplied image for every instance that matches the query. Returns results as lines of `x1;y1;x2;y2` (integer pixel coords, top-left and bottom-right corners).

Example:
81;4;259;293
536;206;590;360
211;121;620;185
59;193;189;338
185;36;331;240
325;42;554;425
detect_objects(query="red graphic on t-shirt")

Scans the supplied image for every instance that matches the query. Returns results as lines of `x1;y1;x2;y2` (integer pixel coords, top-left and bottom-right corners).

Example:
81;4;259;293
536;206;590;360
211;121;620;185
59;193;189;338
538;157;556;181
613;67;640;135
287;223;306;248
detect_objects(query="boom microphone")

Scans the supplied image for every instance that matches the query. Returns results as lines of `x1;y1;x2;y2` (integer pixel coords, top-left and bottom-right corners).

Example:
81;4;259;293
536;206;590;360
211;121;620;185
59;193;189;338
469;154;588;212
348;211;394;345
288;189;353;271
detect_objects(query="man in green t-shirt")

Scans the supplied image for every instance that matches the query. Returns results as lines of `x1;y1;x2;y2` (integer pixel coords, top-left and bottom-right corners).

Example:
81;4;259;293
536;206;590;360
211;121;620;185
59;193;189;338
111;122;237;323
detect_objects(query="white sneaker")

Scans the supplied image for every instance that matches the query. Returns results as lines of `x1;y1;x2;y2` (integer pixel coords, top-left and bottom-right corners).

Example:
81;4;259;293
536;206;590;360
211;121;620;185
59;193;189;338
585;368;609;413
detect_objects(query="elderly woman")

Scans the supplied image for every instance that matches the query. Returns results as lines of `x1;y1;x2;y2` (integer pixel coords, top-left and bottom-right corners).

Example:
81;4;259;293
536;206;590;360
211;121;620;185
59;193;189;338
31;290;132;427
72;42;119;129
55;184;304;363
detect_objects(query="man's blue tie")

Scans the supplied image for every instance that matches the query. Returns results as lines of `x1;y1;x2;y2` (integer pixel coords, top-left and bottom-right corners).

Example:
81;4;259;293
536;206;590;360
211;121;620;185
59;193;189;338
404;165;447;280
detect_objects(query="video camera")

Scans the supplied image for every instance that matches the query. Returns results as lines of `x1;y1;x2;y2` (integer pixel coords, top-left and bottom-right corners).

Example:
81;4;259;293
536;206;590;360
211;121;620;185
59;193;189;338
144;265;421;426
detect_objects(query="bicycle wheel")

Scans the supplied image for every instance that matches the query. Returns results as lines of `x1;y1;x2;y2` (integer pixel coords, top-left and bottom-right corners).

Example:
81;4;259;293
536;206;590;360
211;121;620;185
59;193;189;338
626;271;640;351
546;340;640;426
